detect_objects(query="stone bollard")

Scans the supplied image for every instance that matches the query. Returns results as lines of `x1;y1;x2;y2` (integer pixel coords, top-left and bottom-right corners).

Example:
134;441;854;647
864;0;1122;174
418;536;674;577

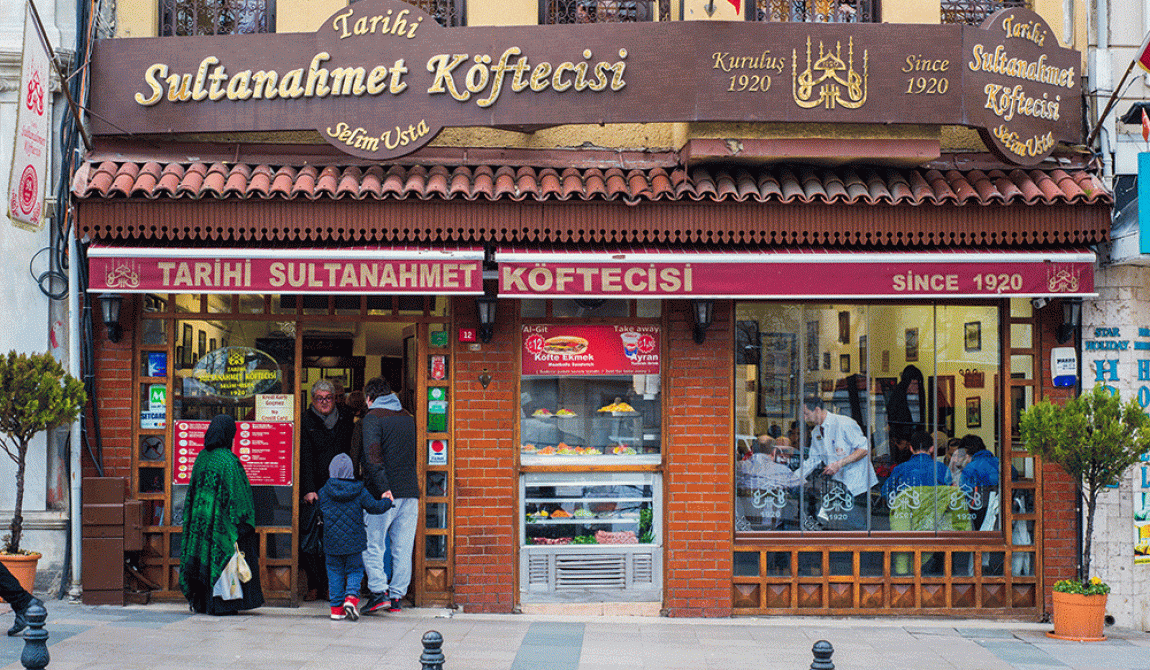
20;602;48;670
810;639;833;670
420;630;444;670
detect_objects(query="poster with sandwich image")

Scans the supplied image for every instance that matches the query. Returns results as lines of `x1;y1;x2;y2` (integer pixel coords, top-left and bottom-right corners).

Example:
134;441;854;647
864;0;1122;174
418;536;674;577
522;324;659;376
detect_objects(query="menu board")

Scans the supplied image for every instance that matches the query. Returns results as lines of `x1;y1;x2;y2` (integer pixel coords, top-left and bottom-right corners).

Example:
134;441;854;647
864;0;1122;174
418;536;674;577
522;324;659;376
174;420;294;486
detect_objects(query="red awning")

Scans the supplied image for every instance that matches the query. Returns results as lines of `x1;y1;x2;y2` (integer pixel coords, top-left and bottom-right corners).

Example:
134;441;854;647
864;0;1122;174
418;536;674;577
88;245;486;295
495;247;1095;299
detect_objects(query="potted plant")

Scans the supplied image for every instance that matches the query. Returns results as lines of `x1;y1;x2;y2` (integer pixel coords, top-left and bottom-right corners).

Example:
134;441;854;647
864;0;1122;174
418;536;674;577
0;351;85;591
1019;384;1150;641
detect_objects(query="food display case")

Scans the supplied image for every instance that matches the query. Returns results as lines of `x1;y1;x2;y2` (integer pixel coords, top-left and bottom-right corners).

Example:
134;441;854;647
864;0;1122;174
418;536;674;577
520;472;661;601
520;375;661;465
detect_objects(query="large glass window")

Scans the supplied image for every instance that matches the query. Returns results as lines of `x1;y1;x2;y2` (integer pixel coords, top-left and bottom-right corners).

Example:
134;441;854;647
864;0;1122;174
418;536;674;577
172;318;295;527
734;303;1002;534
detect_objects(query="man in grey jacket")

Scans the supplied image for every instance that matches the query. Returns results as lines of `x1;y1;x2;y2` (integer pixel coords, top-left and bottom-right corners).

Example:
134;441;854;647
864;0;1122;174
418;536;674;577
358;377;419;614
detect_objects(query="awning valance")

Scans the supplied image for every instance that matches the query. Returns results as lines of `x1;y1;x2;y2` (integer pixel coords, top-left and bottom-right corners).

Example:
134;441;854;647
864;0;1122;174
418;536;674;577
495;247;1096;299
88;245;485;294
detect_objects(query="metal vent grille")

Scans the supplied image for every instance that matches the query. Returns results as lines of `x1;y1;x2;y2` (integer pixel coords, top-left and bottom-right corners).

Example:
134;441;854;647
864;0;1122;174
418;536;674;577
555;553;626;590
632;553;654;584
528;554;551;587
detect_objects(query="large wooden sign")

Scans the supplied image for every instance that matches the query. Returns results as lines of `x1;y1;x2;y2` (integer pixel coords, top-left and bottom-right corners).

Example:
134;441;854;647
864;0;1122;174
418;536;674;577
88;3;1079;166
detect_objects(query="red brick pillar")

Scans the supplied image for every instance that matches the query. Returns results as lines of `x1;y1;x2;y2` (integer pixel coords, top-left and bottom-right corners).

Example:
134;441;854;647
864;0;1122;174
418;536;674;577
1036;301;1079;615
85;294;136;479
662;300;732;617
451;296;518;613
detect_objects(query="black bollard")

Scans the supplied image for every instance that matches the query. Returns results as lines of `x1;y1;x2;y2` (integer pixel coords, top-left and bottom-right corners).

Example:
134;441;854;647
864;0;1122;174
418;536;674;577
20;602;48;670
420;630;444;670
810;639;833;670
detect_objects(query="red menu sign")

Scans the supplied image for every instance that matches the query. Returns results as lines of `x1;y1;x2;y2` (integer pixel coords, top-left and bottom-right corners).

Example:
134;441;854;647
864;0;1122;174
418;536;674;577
522;324;659;376
173;420;294;486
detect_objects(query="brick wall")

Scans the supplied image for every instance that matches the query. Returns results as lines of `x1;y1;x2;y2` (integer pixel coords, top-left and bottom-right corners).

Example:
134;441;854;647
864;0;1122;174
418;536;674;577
84;294;136;480
663;300;732;617
451;296;518;613
1036;298;1080;616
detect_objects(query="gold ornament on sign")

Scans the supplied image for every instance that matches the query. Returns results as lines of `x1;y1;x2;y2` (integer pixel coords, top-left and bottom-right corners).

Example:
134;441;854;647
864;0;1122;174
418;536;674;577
792;36;868;110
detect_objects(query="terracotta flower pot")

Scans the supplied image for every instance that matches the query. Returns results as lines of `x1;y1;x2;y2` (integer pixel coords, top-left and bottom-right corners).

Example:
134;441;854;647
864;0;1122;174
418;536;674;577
0;553;40;603
1048;590;1108;641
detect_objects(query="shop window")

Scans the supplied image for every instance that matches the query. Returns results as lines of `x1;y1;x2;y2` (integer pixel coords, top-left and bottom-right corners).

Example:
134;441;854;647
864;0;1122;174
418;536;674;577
941;0;1027;25
747;0;877;23
159;0;274;36
540;0;657;23
733;302;1003;535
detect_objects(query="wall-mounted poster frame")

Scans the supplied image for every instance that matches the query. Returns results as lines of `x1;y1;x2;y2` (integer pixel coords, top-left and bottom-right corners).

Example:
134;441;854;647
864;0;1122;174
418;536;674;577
905;328;919;362
181;324;193;366
806;321;819;372
964;321;982;352
966;396;982;428
759;332;797;418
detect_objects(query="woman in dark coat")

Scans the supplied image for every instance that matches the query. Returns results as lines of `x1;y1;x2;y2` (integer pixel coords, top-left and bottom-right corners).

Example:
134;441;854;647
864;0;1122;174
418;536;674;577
886;365;925;466
179;414;264;614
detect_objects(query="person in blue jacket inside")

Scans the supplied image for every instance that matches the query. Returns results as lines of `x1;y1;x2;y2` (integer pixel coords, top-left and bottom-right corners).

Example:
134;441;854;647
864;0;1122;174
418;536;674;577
959;434;1000;488
881;431;951;498
318;453;393;621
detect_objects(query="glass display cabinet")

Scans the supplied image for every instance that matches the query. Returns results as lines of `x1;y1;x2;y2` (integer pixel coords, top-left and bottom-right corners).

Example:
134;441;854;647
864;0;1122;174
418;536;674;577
519;472;662;601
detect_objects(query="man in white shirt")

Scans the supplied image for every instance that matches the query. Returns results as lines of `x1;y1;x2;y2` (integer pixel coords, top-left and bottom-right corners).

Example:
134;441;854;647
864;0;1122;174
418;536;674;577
799;395;878;529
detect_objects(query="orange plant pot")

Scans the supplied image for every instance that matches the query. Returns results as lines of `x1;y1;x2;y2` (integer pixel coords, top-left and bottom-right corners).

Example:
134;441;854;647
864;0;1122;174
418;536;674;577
0;553;40;603
1048;590;1107;641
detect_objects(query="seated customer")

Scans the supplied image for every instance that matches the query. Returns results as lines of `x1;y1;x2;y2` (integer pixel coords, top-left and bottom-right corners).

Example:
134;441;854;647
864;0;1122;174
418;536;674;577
881;431;951;498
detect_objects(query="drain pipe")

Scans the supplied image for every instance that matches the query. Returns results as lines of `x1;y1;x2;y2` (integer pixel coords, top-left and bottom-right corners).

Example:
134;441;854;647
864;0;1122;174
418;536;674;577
1091;0;1114;180
68;234;82;601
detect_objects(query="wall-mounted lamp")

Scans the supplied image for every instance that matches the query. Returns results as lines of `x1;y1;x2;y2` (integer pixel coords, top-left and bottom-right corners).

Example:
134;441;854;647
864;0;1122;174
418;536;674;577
476;295;497;344
692;299;714;344
478;369;492;389
1057;297;1082;344
98;293;123;343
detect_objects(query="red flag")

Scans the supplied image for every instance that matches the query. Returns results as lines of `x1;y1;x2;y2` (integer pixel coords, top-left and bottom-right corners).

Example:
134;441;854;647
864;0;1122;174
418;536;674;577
1138;31;1150;74
1142;108;1149;143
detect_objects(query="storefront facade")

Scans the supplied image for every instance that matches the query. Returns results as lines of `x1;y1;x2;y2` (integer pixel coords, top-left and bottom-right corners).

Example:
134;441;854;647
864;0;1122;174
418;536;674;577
75;0;1110;617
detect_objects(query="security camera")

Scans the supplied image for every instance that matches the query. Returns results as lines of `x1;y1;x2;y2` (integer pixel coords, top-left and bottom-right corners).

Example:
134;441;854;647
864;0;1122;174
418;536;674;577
1031;297;1049;310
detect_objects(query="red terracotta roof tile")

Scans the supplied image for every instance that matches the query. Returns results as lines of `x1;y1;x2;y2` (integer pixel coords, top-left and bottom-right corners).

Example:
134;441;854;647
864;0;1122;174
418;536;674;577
73;159;1111;210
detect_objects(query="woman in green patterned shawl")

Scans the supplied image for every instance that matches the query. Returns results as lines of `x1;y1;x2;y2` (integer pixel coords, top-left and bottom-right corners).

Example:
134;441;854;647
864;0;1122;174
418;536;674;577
179;414;264;614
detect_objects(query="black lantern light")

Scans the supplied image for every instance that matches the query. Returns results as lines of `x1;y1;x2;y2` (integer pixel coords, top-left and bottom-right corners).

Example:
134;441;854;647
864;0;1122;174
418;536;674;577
476;295;497;344
98;293;123;343
1057;297;1082;344
692;299;714;344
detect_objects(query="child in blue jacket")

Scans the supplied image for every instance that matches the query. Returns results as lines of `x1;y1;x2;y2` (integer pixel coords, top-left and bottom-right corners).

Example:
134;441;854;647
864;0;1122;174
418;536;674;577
318;453;392;620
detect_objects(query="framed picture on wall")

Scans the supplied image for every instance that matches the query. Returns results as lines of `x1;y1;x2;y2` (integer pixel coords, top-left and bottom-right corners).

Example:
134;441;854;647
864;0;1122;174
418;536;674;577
822;351;831;370
181;325;193;367
838;311;850;344
859;335;868;374
839;354;850;373
966;397;982;428
198;330;207;359
806;321;819;372
964;321;982;352
758;332;797;417
905;328;919;362
209;338;217;352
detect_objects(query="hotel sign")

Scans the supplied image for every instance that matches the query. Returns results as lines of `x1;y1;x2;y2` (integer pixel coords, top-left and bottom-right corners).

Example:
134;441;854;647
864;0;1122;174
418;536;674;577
89;3;1079;166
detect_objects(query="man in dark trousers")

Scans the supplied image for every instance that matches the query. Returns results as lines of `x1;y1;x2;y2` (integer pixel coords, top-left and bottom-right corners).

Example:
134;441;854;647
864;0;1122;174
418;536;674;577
299;379;356;600
359;377;419;614
0;561;42;636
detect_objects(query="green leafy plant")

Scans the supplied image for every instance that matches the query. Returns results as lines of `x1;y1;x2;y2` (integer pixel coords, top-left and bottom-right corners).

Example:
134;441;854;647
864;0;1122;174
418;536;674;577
1053;577;1110;596
0;351;85;554
638;508;654;544
1019;384;1150;587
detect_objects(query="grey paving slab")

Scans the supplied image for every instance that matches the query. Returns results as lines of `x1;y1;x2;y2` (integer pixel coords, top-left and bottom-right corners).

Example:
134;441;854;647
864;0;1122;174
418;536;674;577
1;600;1149;670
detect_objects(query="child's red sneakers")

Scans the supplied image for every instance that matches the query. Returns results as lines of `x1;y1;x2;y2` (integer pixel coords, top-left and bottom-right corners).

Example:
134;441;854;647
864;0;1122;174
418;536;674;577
342;596;360;621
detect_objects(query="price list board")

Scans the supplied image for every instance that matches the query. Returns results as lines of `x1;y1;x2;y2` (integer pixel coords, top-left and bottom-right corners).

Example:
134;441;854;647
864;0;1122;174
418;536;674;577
174;420;294;486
